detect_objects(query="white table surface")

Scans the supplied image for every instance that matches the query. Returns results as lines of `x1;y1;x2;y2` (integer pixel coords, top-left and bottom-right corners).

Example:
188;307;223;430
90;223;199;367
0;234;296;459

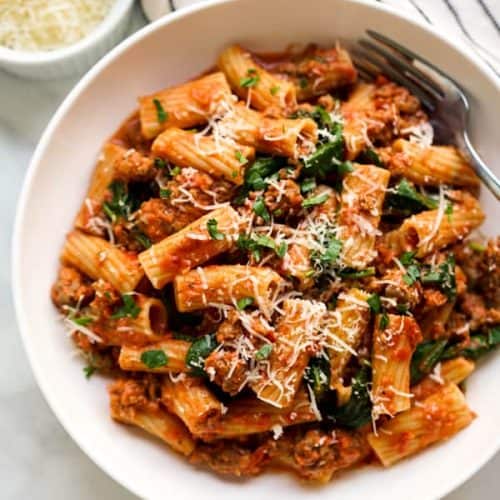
0;4;498;499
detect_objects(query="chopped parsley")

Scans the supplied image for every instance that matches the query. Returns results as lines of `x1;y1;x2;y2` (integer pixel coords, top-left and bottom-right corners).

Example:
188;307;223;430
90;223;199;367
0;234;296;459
207;219;225;240
379;312;389;330
445;202;454;221
270;85;280;96
399;251;421;286
240;68;260;88
396;303;410;314
291;106;344;179
153;98;168;123
421;254;456;299
159;188;171;199
72;316;93;327
186;334;218;376
233;156;287;204
154;157;166;169
235;150;247;164
302;192;329;208
400;251;417;266
245;156;285;190
276;241;288;258
304;356;330;399
103;180;133;222
367;293;382;314
237;233;287;261
133;232;152;249
299;77;308;89
303;123;344;178
300;177;316;195
410;339;448;384
140;350;168;369
253;197;271;222
403;263;421;286
255;343;273;361
83;365;96;379
338;267;375;279
468;241;486;253
385;179;438;217
236;296;254;310
337;160;354;175
111;294;141;319
170;166;181;177
311;236;342;269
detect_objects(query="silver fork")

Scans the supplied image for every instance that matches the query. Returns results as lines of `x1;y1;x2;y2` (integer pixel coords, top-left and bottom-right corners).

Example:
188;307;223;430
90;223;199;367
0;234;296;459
352;30;500;200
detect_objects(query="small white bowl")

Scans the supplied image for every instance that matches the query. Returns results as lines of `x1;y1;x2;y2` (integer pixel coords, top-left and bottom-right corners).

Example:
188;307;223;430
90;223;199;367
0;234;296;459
0;0;135;79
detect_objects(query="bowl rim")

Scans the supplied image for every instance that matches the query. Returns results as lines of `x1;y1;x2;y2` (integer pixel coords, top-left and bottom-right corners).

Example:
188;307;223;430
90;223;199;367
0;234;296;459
0;0;135;65
12;0;500;498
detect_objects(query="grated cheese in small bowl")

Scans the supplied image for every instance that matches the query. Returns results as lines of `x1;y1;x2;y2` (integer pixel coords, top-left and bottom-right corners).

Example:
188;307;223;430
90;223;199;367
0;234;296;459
0;0;115;52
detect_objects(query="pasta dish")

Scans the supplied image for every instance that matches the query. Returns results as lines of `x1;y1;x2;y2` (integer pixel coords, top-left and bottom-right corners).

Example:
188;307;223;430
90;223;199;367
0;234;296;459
51;43;499;482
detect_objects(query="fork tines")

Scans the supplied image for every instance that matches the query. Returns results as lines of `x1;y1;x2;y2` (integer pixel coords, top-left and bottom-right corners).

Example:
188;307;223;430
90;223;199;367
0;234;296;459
353;30;465;112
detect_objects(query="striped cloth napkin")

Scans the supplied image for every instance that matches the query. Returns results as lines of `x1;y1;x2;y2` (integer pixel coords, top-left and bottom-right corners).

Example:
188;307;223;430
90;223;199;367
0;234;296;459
164;0;500;76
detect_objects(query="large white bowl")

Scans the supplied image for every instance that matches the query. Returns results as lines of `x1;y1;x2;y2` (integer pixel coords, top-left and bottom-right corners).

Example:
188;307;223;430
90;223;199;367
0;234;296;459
12;1;500;499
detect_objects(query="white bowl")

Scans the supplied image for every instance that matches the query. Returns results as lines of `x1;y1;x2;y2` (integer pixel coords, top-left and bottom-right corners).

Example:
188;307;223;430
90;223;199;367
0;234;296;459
0;0;135;79
12;0;500;499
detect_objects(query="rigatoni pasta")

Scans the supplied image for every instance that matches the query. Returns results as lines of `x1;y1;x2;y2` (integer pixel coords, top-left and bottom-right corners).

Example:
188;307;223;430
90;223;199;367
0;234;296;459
139;72;232;139
119;339;190;373
174;265;283;316
61;230;143;293
218;45;296;111
139;206;240;288
338;163;390;268
368;383;475;466
51;41;498;485
371;314;422;417
322;288;370;388
152;127;255;185
217;102;317;158
389;139;480;188
196;388;317;441
384;196;485;257
161;376;225;436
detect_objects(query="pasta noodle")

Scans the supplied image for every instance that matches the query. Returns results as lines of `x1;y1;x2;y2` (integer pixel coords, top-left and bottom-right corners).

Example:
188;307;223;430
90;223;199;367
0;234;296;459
217;102;317;158
368;383;475;466
152;127;255;185
372;315;422;417
384;197;485;257
139;72;232;139
174;265;283;316
338;164;390;268
250;299;325;408
389;139;480;188
323;289;370;388
218;45;296;111
119;339;190;373
61;230;143;293
138;206;240;289
196;388;317;441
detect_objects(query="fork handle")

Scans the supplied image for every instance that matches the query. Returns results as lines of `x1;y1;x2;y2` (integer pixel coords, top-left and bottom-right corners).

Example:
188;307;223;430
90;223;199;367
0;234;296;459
459;132;500;200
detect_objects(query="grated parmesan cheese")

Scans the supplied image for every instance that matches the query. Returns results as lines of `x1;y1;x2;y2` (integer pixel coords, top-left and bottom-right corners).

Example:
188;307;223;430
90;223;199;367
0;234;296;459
0;0;114;52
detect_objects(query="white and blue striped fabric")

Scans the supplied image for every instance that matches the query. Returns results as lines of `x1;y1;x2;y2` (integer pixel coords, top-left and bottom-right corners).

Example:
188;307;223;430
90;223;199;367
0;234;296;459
169;0;500;76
